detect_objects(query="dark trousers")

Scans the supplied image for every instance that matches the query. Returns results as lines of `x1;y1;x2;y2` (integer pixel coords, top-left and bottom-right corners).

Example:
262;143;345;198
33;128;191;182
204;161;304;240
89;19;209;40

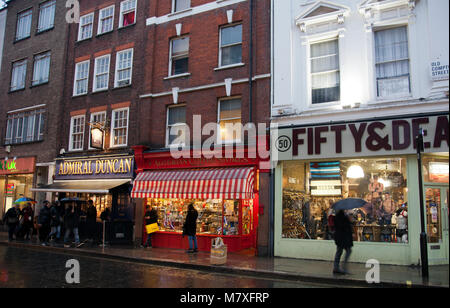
7;223;17;241
334;246;352;272
145;233;152;247
39;224;50;243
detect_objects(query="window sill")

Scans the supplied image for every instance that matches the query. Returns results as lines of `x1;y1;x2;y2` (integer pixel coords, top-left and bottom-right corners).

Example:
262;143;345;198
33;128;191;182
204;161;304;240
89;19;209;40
72;93;88;98
118;23;136;31
168;8;193;18
92;89;108;94
36;26;54;36
14;36;31;44
68;149;84;153
4;140;44;147
30;81;49;88
164;73;191;80
96;30;114;38
76;37;93;44
8;88;26;94
109;145;129;150
113;83;132;90
214;63;245;71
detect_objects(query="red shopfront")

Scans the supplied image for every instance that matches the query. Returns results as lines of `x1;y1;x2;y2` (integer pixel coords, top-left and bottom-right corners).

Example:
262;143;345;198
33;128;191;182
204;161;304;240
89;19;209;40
131;146;267;253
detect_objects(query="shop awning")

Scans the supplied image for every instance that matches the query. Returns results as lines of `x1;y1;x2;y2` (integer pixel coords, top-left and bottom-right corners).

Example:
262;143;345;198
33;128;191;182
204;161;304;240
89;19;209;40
131;167;255;200
31;179;131;194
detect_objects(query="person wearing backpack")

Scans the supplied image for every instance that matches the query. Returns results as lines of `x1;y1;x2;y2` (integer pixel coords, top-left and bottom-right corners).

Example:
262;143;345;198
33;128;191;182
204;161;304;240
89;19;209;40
3;204;21;242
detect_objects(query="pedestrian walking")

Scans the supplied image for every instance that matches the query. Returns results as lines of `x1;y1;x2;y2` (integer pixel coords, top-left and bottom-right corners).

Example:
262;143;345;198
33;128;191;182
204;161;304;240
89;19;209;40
333;210;353;275
3;204;21;242
48;201;62;242
63;203;81;248
183;203;198;253
21;203;34;241
37;201;52;246
143;205;158;248
86;200;98;243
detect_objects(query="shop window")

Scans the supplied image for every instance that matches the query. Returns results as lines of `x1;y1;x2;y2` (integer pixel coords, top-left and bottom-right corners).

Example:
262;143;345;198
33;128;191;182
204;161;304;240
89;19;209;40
422;155;449;184
172;0;190;13
10;59;27;91
32;51;51;86
218;98;242;144
282;157;408;244
111;108;129;147
166;105;187;147
69;115;85;151
169;36;189;76
375;26;410;98
37;0;56;33
98;5;114;35
310;38;340;104
114;48;133;87
78;13;94;41
219;24;242;67
119;0;136;28
16;9;32;41
5;108;45;145
74;60;90;96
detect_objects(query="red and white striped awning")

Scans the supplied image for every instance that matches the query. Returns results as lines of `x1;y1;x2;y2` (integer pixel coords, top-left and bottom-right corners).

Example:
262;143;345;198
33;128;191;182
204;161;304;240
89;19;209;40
131;167;255;200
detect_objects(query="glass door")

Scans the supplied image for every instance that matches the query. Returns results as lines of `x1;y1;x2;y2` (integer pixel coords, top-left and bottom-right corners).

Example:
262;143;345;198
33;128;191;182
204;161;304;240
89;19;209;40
424;187;449;264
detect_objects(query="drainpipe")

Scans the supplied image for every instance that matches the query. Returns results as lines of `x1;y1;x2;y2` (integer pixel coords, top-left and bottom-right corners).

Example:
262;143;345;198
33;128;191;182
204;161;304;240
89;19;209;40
248;0;254;123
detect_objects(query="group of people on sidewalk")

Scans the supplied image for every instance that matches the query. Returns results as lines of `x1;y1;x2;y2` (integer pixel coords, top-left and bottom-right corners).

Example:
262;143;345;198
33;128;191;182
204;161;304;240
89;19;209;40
143;202;199;253
2;199;111;248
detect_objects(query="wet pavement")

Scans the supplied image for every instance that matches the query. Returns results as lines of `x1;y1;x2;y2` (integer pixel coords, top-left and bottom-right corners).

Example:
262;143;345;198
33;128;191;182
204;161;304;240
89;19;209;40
0;245;332;288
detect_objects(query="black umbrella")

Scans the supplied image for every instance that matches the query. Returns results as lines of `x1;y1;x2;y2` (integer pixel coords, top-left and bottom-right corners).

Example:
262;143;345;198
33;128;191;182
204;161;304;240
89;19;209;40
333;198;368;212
60;197;85;202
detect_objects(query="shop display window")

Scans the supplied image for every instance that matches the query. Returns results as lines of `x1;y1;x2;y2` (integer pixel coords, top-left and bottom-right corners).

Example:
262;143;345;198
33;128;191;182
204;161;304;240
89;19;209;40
146;198;249;236
282;157;409;244
422;155;449;184
66;193;112;217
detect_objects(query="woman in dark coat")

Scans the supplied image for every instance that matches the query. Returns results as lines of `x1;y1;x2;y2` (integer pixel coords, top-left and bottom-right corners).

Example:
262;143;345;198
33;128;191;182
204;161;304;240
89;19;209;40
183;203;198;253
333;210;353;274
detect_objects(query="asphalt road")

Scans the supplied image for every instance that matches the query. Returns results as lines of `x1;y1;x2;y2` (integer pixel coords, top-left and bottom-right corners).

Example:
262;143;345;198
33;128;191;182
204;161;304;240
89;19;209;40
0;245;340;289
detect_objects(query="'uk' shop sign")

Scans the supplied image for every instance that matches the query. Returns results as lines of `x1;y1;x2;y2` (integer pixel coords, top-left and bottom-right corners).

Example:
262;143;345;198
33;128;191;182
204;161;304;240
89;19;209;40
272;114;449;161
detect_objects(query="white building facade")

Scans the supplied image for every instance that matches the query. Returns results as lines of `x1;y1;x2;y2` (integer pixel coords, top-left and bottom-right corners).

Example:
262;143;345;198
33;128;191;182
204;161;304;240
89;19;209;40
271;0;449;265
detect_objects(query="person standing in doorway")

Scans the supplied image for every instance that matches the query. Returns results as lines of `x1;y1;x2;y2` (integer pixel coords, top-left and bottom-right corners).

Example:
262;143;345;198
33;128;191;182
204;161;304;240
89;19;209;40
183;203;199;253
333;210;353;275
86;200;98;244
143;205;158;248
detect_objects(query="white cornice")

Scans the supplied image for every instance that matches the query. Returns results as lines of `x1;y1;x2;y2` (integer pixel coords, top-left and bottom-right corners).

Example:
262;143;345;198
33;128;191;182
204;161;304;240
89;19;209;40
295;1;350;32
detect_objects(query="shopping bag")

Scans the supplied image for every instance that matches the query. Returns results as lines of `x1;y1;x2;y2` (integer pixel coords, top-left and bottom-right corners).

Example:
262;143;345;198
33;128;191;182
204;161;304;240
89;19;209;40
145;223;159;234
210;237;227;265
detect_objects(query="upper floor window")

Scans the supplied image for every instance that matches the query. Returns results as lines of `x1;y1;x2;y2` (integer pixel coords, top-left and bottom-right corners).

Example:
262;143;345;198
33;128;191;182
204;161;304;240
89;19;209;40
219;24;242;67
69;115;85;151
93;55;110;92
5;108;45;145
10;59;27;92
78;13;94;41
115;48;133;87
310;39;340;104
119;0;136;28
173;0;190;13
111;108;129;147
74;60;90;96
38;0;56;33
218;98;242;144
374;26;410;98
16;9;32;41
98;5;115;35
32;52;51;86
169;36;189;76
167;105;187;147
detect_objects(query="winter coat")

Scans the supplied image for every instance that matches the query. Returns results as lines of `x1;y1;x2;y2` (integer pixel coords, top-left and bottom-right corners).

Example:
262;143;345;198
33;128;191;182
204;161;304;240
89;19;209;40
183;209;198;236
145;209;158;225
3;208;20;225
21;207;34;227
38;206;52;226
86;206;97;224
64;206;80;229
334;211;353;249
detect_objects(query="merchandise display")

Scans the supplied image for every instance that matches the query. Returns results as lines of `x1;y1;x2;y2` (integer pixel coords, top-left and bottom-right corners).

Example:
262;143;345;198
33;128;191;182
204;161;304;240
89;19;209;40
282;157;409;244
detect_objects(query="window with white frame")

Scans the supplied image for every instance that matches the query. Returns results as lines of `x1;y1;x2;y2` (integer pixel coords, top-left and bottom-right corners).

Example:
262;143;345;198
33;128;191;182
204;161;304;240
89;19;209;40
93;55;110;92
5;108;45;145
69;115;85;151
32;52;51;86
310;38;340;104
10;59;27;91
374;26;410;98
115;49;133;87
167;105;187;146
173;0;190;13
218;98;242;144
74;60;90;96
89;111;106;149
37;0;56;32
16;9;32;41
170;36;189;76
119;0;136;28
78;13;94;41
219;24;242;67
98;5;114;35
111;108;129;147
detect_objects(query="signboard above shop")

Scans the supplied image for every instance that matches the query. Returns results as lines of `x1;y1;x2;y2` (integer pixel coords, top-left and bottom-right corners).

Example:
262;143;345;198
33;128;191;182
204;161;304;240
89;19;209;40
55;156;134;180
272;114;449;161
0;157;36;176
